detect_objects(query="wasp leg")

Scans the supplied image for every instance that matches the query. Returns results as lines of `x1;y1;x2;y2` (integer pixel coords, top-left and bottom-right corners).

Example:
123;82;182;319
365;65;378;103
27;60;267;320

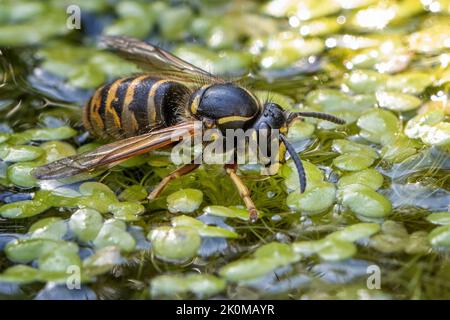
224;164;258;222
147;163;200;200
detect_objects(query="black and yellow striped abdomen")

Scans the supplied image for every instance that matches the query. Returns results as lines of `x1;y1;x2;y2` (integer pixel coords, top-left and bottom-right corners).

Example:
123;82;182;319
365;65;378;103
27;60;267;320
83;76;191;140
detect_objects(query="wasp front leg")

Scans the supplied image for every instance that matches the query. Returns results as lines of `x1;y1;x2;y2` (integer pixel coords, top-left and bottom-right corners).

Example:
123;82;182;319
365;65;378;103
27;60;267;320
224;164;259;222
148;163;200;200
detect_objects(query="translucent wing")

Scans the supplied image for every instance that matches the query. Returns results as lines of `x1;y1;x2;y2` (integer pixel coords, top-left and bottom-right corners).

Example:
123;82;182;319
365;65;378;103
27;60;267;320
33;121;197;179
100;36;222;84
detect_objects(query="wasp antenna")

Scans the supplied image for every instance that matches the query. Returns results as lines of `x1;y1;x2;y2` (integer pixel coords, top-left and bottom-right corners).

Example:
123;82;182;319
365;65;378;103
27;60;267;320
288;112;346;125
280;134;306;193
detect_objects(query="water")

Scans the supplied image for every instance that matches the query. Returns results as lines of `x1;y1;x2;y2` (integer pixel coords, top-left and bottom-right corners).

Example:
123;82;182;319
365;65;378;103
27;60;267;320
0;0;449;299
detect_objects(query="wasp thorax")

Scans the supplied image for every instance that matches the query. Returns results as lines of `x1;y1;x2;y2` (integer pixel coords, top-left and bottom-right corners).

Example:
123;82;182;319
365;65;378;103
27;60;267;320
189;83;260;132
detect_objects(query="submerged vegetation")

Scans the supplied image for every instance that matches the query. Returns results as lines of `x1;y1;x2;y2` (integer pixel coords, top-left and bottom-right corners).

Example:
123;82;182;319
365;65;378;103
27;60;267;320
0;0;449;299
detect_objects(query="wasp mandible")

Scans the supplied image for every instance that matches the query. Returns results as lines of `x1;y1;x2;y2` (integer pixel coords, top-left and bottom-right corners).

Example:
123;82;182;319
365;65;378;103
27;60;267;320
33;36;345;221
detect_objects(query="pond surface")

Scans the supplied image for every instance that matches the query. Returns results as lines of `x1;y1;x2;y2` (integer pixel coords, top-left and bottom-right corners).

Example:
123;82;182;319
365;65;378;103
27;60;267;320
0;0;449;299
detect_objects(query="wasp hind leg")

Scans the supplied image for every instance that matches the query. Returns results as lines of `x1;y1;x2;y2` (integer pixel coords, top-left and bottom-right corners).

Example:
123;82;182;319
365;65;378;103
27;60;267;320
224;164;259;222
147;163;200;200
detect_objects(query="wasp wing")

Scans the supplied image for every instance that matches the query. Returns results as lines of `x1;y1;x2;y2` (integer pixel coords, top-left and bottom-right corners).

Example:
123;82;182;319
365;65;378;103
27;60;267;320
100;36;222;84
33;121;197;180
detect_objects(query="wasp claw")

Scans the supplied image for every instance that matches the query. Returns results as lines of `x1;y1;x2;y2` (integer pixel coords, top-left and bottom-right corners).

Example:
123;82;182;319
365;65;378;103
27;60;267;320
249;208;259;222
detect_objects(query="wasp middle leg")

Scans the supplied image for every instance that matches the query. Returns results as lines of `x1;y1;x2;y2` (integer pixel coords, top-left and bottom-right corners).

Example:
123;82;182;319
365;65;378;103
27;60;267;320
224;164;258;222
148;163;200;200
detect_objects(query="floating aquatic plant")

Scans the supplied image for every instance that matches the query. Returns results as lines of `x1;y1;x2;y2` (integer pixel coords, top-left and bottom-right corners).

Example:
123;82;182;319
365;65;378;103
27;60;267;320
0;0;449;300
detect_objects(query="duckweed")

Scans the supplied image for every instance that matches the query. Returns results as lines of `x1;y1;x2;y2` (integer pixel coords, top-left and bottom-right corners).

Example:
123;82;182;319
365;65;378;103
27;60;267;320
166;189;203;213
0;265;43;284
375;91;422;112
68;208;104;242
259;32;324;70
220;242;301;282
148;227;201;263
0;145;43;162
108;202;145;221
7;162;39;187
427;212;450;225
317;240;357;261
0;0;449;300
29;217;67;241
5;238;77;264
327;223;381;242
405;110;450;146
93;220;136;252
293;223;380;261
118;185;148;202
38;245;81;273
428;225;450;247
203;205;250;221
344;70;388;94
337;169;384;190
171;215;238;239
332;139;378;159
339;184;392;219
333;153;375;171
281;160;325;192
357;109;400;144
25;127;77;141
286;182;336;214
0;199;50;218
380;135;418;162
150;274;226;298
386;72;434;94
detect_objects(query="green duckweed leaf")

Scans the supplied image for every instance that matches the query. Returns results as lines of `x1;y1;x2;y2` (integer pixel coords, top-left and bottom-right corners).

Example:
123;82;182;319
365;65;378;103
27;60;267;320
7;162;39;188
118;185;148;202
253;242;301;264
148;226;201;263
0;145;43;162
5;238;77;264
203;205;249;221
93;219;136;252
332;139;379;159
427;212;450;225
333;153;375;171
38;245;81;273
428;225;450;247
26;127;77;141
150;274;226;298
69;208;104;242
357;109;400;144
166;189;203;213
219;257;281;282
29;217;67;240
0;199;50;219
108;202;145;221
338;168;384;190
375;91;422;112
83;246;124;277
339;184;392;219
171;215;238;239
0;265;42;284
286;182;336;214
317;240;357;261
344;70;388;94
327;223;381;242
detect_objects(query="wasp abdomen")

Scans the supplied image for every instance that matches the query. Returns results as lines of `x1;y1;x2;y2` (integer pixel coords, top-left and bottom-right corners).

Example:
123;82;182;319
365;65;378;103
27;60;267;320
83;76;191;140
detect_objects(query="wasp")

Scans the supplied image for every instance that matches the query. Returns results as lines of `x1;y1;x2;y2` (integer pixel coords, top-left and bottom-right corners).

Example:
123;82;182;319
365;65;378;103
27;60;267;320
33;36;345;221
